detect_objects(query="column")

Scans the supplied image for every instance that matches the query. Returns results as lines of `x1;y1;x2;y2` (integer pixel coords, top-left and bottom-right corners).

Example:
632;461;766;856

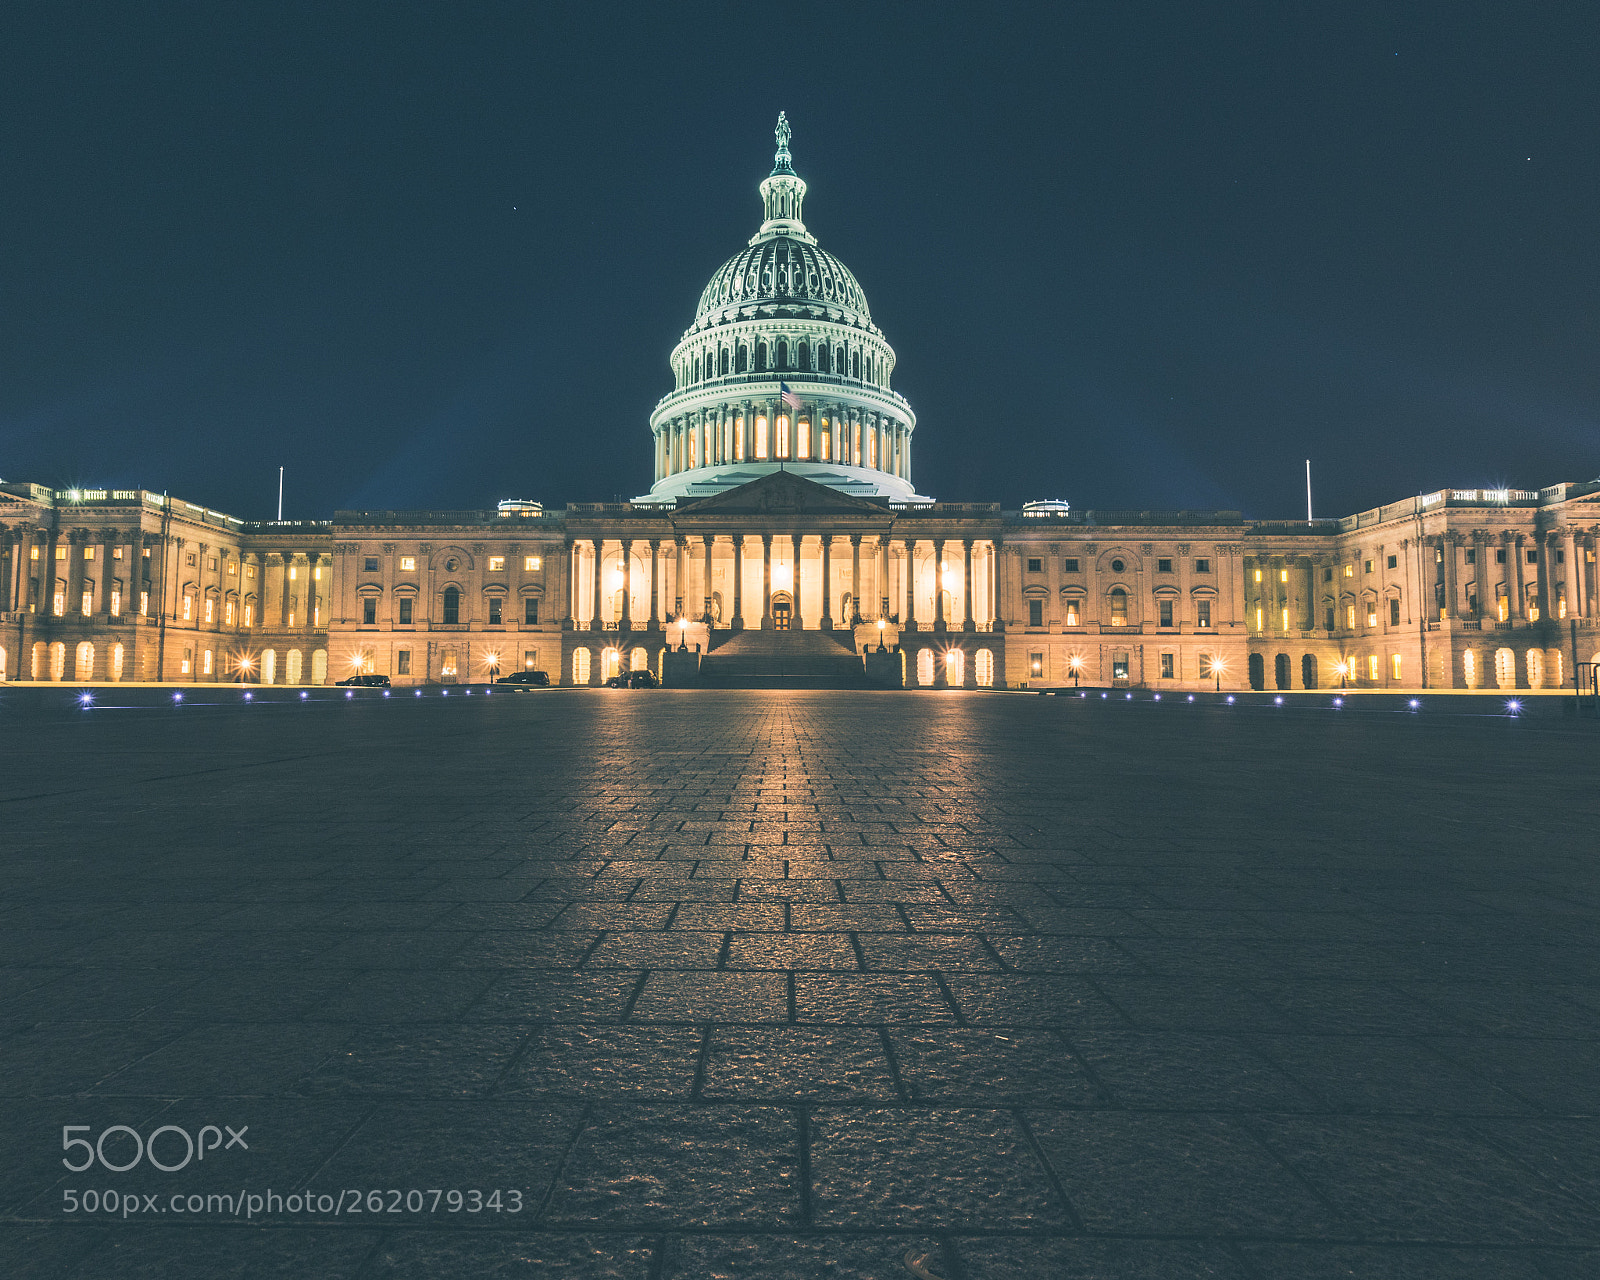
648;539;660;628
934;539;947;630
1512;535;1526;619
701;536;713;622
878;537;890;617
904;540;917;630
674;537;686;617
1473;533;1489;618
850;535;863;623
732;535;745;630
1561;528;1578;618
962;539;975;631
1443;537;1458;619
790;534;804;628
990;540;1004;631
820;535;833;629
761;535;773;629
590;539;603;631
620;539;633;630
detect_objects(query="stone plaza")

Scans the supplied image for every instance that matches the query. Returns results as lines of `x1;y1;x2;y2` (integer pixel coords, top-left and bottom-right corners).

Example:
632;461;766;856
1;688;1598;1277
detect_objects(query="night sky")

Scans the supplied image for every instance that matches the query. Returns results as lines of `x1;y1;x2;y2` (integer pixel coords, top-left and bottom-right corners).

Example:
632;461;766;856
3;3;1598;521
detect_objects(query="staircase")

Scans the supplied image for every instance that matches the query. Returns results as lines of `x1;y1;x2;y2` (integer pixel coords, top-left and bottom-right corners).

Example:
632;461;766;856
698;628;870;688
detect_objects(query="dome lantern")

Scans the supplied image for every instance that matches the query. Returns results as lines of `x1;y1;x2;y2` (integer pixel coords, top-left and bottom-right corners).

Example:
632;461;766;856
755;111;812;244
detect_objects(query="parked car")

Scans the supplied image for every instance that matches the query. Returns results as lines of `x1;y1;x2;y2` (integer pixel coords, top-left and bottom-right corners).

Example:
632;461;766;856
496;670;550;686
334;673;391;687
604;669;659;689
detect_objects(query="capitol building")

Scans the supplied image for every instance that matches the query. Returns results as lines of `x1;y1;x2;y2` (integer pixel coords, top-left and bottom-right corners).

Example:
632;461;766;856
3;117;1599;694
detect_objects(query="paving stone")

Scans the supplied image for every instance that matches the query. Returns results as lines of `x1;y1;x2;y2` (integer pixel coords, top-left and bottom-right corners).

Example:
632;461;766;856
956;1236;1252;1279
366;1232;655;1277
889;1028;1104;1104
661;1233;948;1279
499;1025;702;1098
631;972;788;1022
701;1027;899;1100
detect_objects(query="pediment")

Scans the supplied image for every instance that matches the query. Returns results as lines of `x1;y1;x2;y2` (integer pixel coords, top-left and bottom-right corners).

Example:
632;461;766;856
673;470;891;518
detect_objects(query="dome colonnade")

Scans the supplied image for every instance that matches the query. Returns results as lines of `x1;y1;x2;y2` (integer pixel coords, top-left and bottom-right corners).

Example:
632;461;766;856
640;114;925;506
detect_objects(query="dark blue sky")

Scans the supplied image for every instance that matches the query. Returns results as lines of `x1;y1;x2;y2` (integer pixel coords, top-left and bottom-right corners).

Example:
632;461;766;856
3;2;1597;520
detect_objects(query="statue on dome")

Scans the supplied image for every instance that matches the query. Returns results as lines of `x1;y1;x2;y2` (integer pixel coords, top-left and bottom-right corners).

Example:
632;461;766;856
775;111;791;154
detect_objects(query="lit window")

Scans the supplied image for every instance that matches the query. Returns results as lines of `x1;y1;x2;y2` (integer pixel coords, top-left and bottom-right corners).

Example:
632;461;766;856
30;546;40;560
1029;652;1044;677
777;414;789;458
84;546;95;560
821;426;831;461
1344;563;1353;577
1255;607;1263;630
1197;601;1211;628
246;564;255;578
1160;652;1175;678
313;604;320;625
1065;602;1079;626
441;647;458;677
204;598;214;623
488;557;506;572
1279;568;1288;583
400;556;416;572
228;561;237;574
182;595;193;621
1110;588;1128;626
1199;653;1213;676
111;590;121;616
209;557;218;571
203;650;213;675
313;566;321;581
1367;606;1377;627
756;416;769;459
397;649;411;675
524;649;538;669
243;603;253;627
289;566;297;581
1347;604;1356;629
524;556;541;571
81;591;93;615
1253;567;1262;583
1281;608;1290;631
140;591;149;615
1391;653;1402;680
225;600;234;624
56;546;67;561
1368;655;1379;680
113;547;124;560
181;649;192;675
798;421;811;459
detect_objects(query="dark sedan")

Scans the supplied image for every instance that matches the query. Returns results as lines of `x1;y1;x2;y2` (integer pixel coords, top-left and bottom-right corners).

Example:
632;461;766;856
496;670;550;686
604;669;659;689
334;673;391;688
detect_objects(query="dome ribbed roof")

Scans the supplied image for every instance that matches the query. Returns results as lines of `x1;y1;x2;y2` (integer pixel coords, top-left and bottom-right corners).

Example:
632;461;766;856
693;236;871;330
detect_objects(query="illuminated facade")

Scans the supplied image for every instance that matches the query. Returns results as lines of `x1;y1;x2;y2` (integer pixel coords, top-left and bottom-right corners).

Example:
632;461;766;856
4;119;1599;692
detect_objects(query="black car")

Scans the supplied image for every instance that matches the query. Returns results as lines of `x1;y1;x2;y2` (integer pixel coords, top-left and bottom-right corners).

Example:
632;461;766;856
604;669;659;689
334;673;391;688
496;670;550;686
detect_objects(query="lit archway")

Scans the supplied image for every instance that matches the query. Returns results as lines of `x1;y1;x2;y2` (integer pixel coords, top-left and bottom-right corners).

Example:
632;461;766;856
1494;647;1514;689
311;649;328;685
602;647;622;680
1462;649;1478;688
286;649;304;685
975;649;994;687
50;641;66;680
945;648;965;685
262;649;277;684
71;642;90;682
572;647;591;685
916;648;934;686
1526;648;1544;689
630;646;648;671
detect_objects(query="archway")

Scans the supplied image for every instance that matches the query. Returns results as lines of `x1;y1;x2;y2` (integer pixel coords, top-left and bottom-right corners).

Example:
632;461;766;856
975;649;994;688
1248;653;1264;690
50;641;66;680
630;646;648;671
311;649;327;685
0;645;6;681
916;648;934;686
286;649;303;684
1274;653;1290;690
1301;654;1317;689
75;642;94;682
32;642;46;679
572;648;591;685
1462;649;1478;688
772;591;792;631
111;644;123;681
262;649;277;684
945;648;965;686
1526;648;1544;689
1494;647;1514;689
602;647;622;680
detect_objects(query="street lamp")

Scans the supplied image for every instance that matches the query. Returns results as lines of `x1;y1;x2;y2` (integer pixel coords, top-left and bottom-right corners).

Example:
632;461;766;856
235;655;254;685
1212;656;1226;692
677;616;688;651
1335;660;1348;689
876;617;887;651
484;651;500;685
1069;655;1083;688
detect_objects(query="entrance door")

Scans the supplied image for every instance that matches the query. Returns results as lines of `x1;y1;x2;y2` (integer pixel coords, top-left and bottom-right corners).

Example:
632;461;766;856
773;600;791;631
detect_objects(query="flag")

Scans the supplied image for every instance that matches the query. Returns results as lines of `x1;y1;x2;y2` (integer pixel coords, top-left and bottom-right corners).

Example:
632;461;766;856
780;382;802;411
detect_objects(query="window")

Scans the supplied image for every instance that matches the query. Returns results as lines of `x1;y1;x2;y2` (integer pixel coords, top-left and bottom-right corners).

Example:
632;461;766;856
1110;588;1128;626
182;595;193;621
1111;558;1125;573
488;598;503;625
81;591;92;616
202;649;213;675
1364;560;1374;574
1199;653;1214;677
1344;563;1353;577
1282;608;1290;631
1197;600;1212;628
524;556;541;571
397;650;411;675
246;564;255;578
1389;598;1400;626
1324;567;1334;582
440;647;458;678
1347;604;1356;630
1557;549;1565;564
1027;599;1043;627
30;546;40;560
187;552;197;567
398;598;413;625
1368;654;1379;680
443;587;460;624
209;557;218;571
400;556;416;571
1195;559;1210;574
313;566;321;581
523;649;539;670
488;556;506;572
1325;608;1334;631
1157;559;1172;573
1158;600;1174;627
56;546;68;561
364;557;379;571
524;598;539;625
1064;602;1079;626
289;566;297;580
1063;558;1079;573
1160;652;1175;678
227;561;236;575
1026;558;1042;573
1367;605;1377;627
1279;568;1289;583
204;598;214;623
113;547;123;560
1254;567;1262;583
1388;554;1399;569
243;603;253;627
83;546;95;560
140;591;149;616
1391;653;1403;680
110;590;121;616
1028;652;1044;678
756;416;769;459
1495;548;1506;564
362;598;376;625
1528;549;1538;564
181;648;192;675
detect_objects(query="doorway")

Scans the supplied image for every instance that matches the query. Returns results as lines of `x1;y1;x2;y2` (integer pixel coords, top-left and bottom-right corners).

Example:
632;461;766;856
772;593;792;631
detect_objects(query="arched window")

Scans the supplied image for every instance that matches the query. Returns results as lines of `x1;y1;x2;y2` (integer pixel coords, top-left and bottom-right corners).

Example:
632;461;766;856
443;586;460;624
75;641;94;681
1275;653;1290;689
836;346;845;374
916;648;934;686
1494;647;1515;688
756;416;769;459
311;649;327;685
602;647;621;680
50;641;66;680
630;646;648;671
286;649;303;684
797;341;809;369
111;643;124;682
719;348;729;375
975;649;994;687
776;339;788;369
818;344;830;373
756;341;768;371
851;350;861;378
736;344;748;373
31;642;45;679
262;649;277;685
1109;588;1128;626
1462;649;1477;688
573;648;591;685
1301;654;1317;689
946;648;965;685
1248;653;1265;690
1526;648;1544;688
1547;649;1563;689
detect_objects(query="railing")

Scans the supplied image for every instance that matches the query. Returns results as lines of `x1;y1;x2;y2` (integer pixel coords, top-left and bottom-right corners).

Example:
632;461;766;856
1460;620;1482;630
1493;621;1516;630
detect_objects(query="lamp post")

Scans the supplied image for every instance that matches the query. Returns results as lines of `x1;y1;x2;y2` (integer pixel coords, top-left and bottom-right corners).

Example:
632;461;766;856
876;617;886;652
484;652;500;685
1336;661;1348;689
1213;656;1226;693
236;655;254;685
677;616;688;652
1069;655;1083;688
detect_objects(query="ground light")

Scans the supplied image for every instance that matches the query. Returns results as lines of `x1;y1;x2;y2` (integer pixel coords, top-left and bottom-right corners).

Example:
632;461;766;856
1153;693;1161;701
1408;699;1420;711
78;691;94;707
299;691;308;700
1274;696;1283;705
344;691;353;699
1333;697;1343;708
1186;694;1194;702
171;691;183;703
1506;699;1522;716
243;691;253;702
1226;695;1235;704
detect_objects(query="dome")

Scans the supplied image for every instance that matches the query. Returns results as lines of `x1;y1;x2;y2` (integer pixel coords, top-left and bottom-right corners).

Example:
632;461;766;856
692;238;872;332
